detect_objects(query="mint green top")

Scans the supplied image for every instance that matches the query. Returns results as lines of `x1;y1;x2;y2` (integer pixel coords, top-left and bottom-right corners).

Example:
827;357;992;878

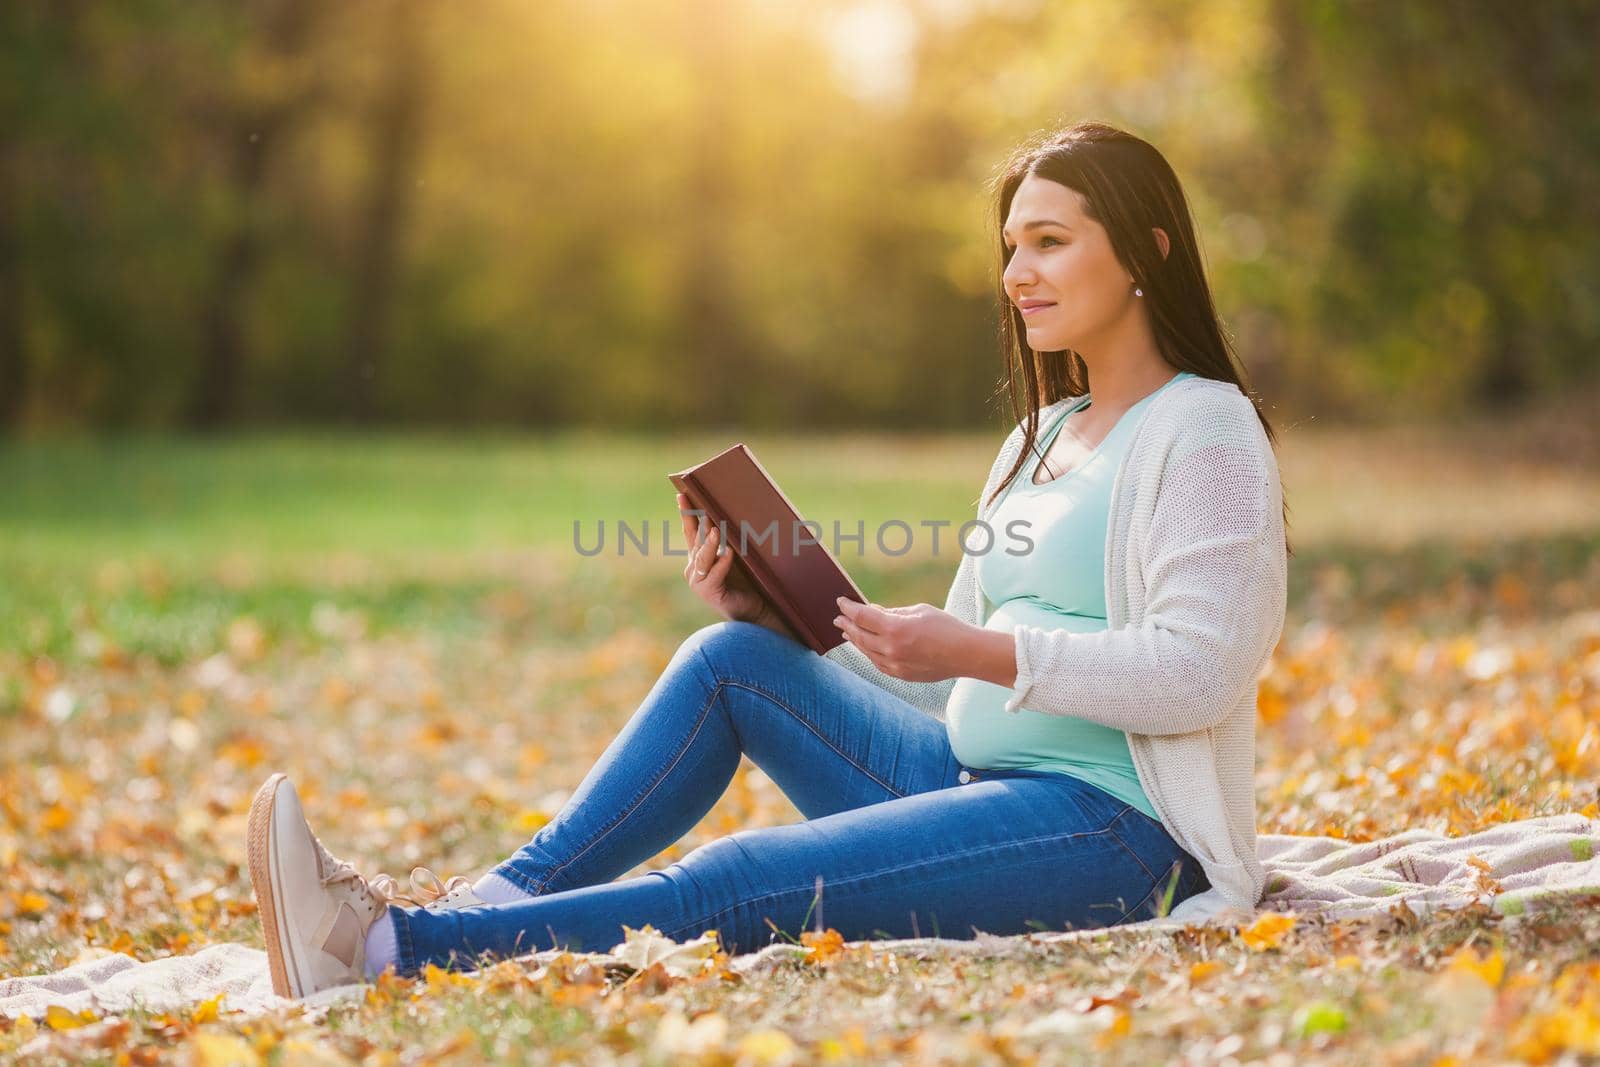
944;372;1197;818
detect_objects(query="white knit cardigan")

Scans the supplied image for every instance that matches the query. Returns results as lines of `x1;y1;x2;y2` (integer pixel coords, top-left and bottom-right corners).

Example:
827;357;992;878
823;375;1287;909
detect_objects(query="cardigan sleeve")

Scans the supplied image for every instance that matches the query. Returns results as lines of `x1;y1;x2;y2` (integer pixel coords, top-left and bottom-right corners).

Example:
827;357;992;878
1003;413;1286;736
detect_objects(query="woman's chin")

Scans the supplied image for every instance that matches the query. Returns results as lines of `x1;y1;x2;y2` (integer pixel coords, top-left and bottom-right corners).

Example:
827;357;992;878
1025;327;1068;349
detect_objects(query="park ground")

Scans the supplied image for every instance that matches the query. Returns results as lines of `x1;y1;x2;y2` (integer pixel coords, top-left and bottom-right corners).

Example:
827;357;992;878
2;396;1598;1064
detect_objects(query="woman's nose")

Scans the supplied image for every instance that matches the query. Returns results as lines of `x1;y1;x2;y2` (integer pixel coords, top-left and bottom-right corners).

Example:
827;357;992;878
1003;256;1034;294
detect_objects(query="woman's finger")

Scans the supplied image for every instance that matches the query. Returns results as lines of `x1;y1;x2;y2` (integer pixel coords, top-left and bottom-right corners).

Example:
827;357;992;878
712;534;735;572
678;493;697;546
694;527;719;578
838;599;885;637
682;513;698;576
835;615;890;659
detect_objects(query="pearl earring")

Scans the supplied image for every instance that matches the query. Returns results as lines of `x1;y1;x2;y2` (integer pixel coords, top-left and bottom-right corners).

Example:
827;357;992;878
1134;287;1143;297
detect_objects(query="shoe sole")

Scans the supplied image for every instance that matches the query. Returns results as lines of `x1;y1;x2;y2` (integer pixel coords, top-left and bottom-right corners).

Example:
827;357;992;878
247;772;298;998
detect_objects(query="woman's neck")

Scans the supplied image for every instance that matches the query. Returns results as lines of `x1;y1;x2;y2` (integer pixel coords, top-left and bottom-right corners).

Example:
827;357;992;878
1080;356;1177;413
1073;310;1175;411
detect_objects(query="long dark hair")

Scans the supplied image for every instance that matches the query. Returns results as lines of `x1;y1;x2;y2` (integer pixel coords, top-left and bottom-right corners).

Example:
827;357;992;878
983;121;1292;557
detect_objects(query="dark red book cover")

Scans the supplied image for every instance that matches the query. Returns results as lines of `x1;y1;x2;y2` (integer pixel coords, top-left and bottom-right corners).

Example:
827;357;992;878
669;443;866;654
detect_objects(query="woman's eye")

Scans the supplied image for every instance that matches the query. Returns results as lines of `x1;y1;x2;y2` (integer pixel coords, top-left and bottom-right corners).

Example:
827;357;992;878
1039;236;1062;248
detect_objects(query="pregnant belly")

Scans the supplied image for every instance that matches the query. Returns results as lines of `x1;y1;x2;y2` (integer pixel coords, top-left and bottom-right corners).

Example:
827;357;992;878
945;599;1125;770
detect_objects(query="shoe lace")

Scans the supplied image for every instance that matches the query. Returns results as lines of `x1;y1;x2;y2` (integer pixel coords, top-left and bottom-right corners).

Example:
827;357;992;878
309;831;467;910
367;866;472;908
308;835;395;917
406;865;474;905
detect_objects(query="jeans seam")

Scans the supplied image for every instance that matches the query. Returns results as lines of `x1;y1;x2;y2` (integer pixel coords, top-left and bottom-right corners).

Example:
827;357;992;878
1105;811;1161;885
1112;876;1165;926
717;679;909;800
526;673;724;894
667;822;1125;940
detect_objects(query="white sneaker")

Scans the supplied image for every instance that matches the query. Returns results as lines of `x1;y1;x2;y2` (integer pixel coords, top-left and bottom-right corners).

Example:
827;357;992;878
247;773;391;999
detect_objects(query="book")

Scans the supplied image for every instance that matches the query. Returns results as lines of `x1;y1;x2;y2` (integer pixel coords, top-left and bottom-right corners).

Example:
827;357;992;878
669;443;867;655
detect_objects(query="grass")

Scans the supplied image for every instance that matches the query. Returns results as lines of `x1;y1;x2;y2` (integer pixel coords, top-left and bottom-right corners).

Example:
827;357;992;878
1;403;1598;1063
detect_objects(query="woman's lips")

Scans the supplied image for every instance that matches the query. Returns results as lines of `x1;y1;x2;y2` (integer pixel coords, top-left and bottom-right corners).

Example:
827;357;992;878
1020;302;1056;317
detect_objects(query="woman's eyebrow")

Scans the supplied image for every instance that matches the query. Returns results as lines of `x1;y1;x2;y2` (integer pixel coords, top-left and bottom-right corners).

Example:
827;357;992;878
1002;219;1071;241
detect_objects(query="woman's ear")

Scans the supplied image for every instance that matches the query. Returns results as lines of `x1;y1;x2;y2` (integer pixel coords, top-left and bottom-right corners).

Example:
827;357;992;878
1152;227;1171;261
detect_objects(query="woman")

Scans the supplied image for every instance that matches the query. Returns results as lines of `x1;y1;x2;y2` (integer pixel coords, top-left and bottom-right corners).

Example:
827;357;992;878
246;121;1290;999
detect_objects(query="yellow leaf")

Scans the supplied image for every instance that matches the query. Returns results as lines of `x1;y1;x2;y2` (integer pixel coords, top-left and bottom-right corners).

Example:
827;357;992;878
800;927;846;966
44;1004;94;1030
192;1031;263;1067
192;993;225;1024
39;805;73;833
1188;959;1222;982
516;809;551;833
422;963;476;990
737;1028;798;1065
1445;945;1504;987
816;1026;869;1061
1239;912;1296;951
217;737;266;769
1093;1007;1133;1050
17;891;50;916
1510;1002;1600;1060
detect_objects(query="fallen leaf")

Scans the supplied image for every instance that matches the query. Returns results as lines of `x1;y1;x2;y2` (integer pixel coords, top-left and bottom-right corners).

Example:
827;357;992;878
1240;912;1296;951
652;1010;729;1058
737;1028;798;1065
45;1004;95;1030
191;1030;263;1066
191;993;225;1024
610;924;721;978
800;927;846;967
1445;945;1505;987
1292;1000;1347;1038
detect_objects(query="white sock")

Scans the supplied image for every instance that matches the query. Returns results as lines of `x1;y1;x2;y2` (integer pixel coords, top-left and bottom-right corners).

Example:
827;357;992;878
472;872;533;905
364;912;398;979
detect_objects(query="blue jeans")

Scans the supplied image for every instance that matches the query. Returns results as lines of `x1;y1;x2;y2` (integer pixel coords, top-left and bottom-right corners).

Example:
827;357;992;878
385;621;1209;972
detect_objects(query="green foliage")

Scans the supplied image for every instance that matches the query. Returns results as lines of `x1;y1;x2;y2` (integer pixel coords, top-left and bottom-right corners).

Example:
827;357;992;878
0;0;1595;430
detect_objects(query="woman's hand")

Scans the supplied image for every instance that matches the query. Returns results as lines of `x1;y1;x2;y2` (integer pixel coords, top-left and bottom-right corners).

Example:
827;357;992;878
832;597;985;683
677;492;796;639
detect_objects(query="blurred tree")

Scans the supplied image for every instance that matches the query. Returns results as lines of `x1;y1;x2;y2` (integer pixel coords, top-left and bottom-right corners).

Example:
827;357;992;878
0;115;21;428
190;0;320;429
341;0;428;421
678;0;760;428
1252;0;1600;415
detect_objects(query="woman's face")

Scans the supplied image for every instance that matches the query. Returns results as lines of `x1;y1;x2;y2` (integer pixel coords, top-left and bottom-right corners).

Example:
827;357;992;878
1001;173;1134;354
